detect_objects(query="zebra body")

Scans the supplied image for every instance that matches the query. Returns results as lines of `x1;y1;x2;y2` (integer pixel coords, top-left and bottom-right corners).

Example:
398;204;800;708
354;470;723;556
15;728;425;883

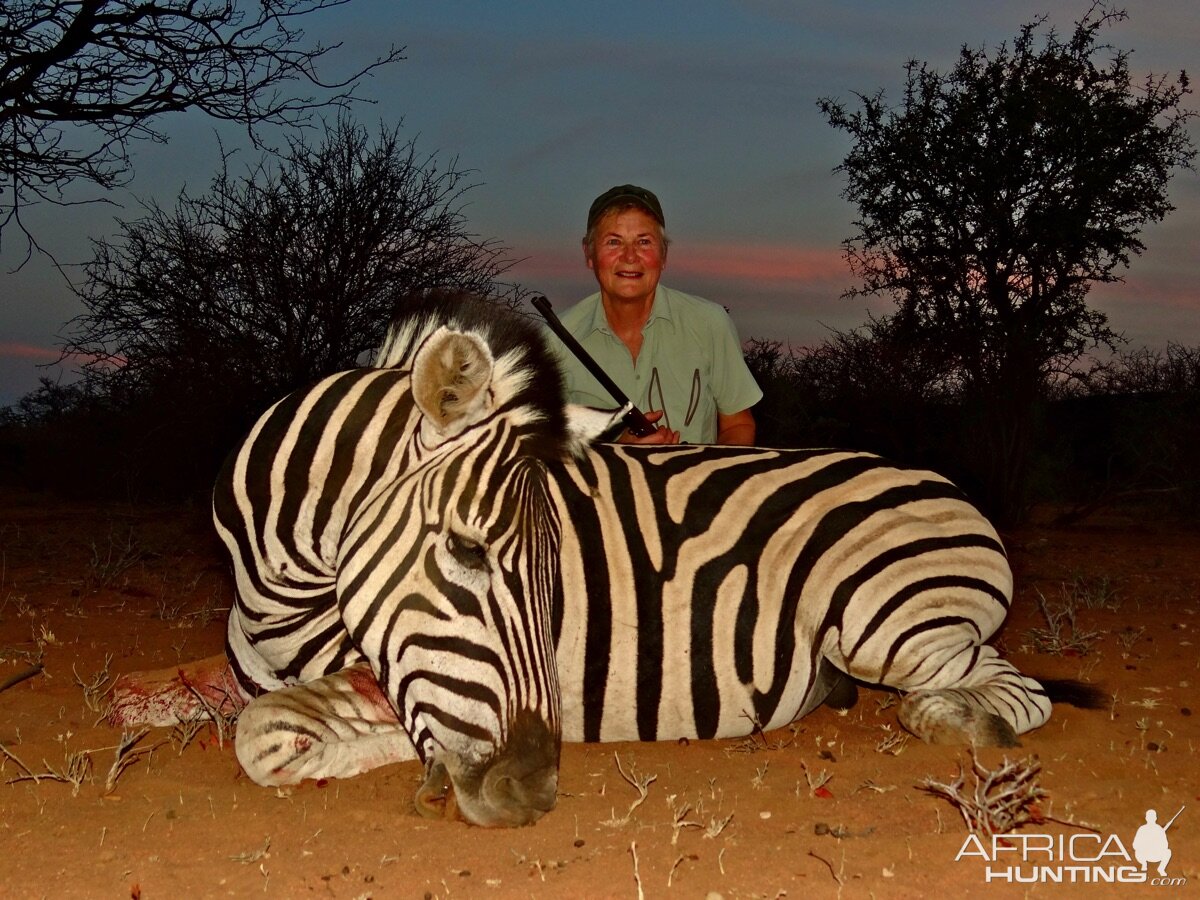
108;295;1057;827
550;443;1035;747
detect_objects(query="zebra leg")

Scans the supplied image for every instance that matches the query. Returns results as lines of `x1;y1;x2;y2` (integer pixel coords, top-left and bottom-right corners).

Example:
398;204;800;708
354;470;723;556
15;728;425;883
841;623;1052;747
893;646;1051;747
235;663;417;785
107;653;250;728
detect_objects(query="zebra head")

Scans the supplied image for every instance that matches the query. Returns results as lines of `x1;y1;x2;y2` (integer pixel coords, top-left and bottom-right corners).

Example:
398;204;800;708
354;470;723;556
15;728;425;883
341;295;617;827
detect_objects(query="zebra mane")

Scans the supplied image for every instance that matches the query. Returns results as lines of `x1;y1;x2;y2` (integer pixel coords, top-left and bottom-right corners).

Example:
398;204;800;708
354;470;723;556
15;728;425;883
375;291;571;459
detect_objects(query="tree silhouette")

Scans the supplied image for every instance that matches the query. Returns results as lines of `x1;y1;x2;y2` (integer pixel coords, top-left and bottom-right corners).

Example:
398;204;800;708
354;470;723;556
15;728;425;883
57;118;519;494
818;6;1195;522
0;0;403;257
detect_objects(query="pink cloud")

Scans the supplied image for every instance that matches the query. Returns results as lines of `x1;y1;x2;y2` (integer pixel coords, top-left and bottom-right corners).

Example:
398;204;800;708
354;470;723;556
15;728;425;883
1091;275;1200;312
668;242;847;286
0;342;64;362
0;342;121;367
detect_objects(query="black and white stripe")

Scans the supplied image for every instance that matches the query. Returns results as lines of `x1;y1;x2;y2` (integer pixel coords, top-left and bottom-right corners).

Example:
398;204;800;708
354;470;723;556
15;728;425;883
209;294;1070;827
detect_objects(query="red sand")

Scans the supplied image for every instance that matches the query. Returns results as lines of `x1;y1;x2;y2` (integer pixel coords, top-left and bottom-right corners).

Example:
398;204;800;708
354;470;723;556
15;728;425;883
0;490;1195;898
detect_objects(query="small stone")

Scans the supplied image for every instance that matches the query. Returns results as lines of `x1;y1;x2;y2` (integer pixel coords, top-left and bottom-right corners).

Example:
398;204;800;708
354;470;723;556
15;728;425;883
573;839;585;848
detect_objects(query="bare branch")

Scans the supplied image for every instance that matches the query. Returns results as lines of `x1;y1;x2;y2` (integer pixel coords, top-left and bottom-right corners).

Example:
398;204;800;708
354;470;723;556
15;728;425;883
1;0;405;256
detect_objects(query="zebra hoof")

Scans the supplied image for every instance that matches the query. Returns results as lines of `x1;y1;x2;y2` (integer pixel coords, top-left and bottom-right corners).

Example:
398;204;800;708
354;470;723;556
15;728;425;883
899;691;1020;747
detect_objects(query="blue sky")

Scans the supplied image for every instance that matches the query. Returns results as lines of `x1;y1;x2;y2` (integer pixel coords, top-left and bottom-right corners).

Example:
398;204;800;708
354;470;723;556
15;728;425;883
2;0;1197;405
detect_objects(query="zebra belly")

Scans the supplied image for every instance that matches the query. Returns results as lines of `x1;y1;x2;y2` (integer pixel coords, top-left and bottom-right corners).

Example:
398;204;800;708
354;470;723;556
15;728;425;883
556;639;833;743
555;567;831;743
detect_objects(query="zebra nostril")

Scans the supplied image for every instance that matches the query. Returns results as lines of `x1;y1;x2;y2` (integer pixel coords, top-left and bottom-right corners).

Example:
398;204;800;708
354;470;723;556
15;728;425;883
414;760;459;820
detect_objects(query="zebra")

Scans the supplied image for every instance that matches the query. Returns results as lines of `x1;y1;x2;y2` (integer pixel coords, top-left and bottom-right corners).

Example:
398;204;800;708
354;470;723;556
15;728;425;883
110;293;620;827
108;292;1099;827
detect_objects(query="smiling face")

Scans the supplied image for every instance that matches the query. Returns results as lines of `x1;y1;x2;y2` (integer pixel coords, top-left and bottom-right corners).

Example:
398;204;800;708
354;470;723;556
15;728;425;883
583;206;667;307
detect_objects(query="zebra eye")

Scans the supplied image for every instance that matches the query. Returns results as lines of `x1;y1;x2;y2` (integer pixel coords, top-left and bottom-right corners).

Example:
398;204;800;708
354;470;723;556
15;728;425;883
447;532;488;570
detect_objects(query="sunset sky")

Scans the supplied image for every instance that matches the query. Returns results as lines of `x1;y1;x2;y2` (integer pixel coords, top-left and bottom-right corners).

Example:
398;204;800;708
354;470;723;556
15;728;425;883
2;0;1197;405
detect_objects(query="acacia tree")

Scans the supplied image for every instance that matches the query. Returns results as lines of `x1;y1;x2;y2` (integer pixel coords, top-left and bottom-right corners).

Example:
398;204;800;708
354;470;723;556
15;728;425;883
818;7;1194;521
61;118;519;491
0;0;403;254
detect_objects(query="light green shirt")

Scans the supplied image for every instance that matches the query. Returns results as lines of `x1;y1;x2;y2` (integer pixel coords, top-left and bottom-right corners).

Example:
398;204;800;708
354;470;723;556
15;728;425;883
546;285;763;444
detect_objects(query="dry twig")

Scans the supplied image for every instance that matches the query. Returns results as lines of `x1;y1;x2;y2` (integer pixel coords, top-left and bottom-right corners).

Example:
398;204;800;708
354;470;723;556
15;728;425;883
104;728;158;794
725;709;795;753
669;800;702;845
917;748;1099;837
2;742;92;796
601;753;657;827
230;836;272;863
799;759;832;795
808;849;844;886
628;841;644;900
704;812;734;839
72;653;114;714
1023;587;1101;655
180;675;242;748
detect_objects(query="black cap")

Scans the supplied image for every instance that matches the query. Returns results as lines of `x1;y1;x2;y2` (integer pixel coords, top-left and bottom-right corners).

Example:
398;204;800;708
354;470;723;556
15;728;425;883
586;184;665;232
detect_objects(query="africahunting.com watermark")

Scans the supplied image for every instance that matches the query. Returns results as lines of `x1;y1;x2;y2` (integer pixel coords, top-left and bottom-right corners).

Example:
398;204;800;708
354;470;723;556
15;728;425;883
956;805;1187;886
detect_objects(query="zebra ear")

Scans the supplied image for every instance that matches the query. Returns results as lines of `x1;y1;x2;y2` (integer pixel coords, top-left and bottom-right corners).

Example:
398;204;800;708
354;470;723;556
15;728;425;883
412;327;495;443
564;404;627;452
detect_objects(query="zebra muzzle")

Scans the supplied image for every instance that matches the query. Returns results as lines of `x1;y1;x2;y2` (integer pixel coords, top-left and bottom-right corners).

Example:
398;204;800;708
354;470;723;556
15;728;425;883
479;754;558;821
415;711;561;827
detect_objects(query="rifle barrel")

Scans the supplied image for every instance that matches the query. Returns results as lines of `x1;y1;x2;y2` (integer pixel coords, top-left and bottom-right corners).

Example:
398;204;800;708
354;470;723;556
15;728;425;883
1163;804;1185;831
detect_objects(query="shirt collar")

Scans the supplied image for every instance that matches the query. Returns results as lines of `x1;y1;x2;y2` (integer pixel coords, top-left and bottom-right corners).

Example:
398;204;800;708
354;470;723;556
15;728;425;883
586;285;672;336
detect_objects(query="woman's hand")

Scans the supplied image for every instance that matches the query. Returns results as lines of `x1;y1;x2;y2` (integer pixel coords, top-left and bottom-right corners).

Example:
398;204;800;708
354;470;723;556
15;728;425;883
617;409;679;444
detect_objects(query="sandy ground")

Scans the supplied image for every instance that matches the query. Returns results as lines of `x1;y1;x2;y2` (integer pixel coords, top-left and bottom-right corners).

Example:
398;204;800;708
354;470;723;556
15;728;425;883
0;487;1196;899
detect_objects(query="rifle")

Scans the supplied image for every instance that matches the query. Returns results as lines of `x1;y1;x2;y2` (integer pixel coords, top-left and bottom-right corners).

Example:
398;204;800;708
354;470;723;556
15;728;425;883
531;295;657;438
1163;805;1185;831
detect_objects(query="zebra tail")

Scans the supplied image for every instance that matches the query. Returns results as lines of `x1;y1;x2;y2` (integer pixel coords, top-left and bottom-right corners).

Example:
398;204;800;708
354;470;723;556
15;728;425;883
1039;678;1108;710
